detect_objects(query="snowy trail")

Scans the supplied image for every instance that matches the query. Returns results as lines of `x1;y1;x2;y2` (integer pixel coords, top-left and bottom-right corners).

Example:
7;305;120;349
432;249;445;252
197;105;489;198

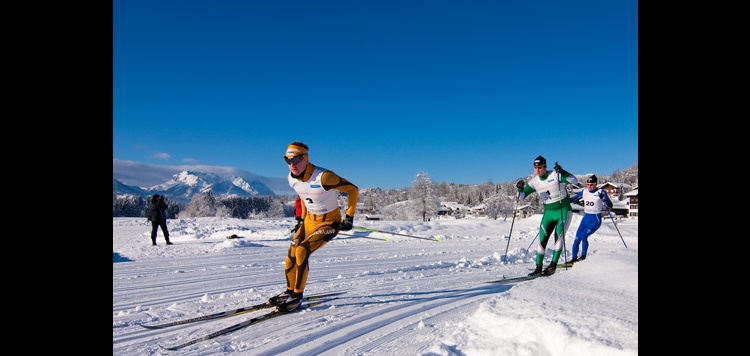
113;217;638;355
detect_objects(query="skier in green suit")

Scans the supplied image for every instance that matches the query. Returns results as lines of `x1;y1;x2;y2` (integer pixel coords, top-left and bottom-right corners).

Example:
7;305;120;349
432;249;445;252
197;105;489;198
516;155;578;276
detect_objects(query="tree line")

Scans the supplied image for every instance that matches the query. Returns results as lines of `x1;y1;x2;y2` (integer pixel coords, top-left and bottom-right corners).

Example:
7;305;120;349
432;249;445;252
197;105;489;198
113;191;293;220
113;164;637;221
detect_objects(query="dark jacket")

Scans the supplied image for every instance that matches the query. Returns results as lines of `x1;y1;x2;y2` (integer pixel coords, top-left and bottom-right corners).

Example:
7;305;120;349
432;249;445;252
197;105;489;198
149;198;168;223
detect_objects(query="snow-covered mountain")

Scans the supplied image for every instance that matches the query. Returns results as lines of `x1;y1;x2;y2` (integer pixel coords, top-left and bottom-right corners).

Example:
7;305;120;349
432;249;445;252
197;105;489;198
113;159;296;202
113;170;286;203
113;179;148;197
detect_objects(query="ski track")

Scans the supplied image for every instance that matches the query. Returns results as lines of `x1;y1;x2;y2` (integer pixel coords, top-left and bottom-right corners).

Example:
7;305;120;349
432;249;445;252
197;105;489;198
113;217;638;355
113;238;523;355
276;287;512;356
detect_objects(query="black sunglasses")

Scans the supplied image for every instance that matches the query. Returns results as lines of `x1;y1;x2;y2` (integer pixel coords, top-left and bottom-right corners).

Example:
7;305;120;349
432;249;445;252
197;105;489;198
284;154;306;165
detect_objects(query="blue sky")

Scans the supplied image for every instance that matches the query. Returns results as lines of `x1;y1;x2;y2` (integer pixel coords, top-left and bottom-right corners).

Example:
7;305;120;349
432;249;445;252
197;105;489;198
113;0;638;190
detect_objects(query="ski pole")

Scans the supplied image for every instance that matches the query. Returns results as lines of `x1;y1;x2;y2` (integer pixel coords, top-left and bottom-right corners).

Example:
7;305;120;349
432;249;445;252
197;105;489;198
502;197;519;263
556;164;570;269
337;231;389;241
526;231;539;251
353;226;440;242
603;204;628;248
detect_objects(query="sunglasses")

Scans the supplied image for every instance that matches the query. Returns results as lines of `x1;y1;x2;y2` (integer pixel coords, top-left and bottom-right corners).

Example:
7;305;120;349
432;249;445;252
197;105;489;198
284;154;306;165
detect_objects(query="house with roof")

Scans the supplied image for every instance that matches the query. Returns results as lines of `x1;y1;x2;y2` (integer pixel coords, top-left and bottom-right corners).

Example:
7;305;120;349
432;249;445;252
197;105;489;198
599;182;633;199
439;201;471;218
593;182;632;217
624;186;638;219
514;204;536;219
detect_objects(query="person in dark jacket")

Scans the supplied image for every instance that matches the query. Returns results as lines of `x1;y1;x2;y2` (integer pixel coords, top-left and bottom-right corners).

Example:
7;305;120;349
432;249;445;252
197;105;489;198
148;194;172;245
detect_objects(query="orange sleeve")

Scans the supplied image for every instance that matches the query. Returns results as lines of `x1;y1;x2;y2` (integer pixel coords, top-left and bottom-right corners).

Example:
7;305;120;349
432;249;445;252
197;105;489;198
321;170;359;217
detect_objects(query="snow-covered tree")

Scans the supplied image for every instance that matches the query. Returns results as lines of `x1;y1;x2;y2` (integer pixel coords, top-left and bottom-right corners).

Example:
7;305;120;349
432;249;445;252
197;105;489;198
112;195;146;217
408;171;440;221
263;197;285;219
609;163;638;187
179;190;227;218
380;201;411;221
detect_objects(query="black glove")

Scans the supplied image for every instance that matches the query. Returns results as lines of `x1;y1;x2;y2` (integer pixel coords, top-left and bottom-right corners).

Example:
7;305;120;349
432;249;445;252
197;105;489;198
290;217;303;234
554;162;563;174
598;191;605;199
516;180;525;190
335;215;354;231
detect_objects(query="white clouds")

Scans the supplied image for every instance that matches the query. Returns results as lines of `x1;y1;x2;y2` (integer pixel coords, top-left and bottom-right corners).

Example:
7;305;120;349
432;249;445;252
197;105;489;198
152;152;171;160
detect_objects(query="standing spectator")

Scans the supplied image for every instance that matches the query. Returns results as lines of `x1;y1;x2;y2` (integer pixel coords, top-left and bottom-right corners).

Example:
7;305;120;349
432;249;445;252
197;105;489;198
268;142;359;312
148;194;172;246
516;155;578;276
568;175;613;263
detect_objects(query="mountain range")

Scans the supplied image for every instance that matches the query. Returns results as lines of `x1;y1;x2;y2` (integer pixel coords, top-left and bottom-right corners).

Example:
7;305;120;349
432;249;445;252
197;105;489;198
113;159;295;203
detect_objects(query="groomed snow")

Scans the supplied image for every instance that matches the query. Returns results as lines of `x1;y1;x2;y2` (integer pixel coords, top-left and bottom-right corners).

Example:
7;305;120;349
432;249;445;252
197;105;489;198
113;214;637;355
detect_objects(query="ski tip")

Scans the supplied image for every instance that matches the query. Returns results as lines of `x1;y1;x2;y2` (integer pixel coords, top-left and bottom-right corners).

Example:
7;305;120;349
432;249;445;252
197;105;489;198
137;322;163;330
160;343;185;351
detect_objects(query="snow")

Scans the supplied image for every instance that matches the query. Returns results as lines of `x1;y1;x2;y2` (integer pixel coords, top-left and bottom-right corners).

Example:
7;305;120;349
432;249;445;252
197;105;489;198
113;214;638;355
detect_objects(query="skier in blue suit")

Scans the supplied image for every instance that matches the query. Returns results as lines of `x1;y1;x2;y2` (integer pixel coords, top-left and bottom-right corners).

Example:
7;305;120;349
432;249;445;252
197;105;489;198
568;175;613;263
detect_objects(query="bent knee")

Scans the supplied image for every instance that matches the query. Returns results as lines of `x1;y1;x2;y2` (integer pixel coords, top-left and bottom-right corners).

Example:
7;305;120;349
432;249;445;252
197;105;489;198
294;248;308;265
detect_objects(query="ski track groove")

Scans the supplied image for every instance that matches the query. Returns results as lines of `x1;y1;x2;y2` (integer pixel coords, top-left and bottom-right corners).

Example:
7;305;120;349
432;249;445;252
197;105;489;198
282;291;499;355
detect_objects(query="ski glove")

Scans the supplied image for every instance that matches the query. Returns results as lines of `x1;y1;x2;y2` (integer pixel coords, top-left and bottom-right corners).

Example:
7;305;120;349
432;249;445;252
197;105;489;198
554;162;564;174
516;180;525;190
334;215;354;231
291;217;303;234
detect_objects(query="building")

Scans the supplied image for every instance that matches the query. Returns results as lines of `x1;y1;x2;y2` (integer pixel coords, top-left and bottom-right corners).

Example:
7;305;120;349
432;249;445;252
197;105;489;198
599;182;633;199
514;204;536;219
624;186;638;218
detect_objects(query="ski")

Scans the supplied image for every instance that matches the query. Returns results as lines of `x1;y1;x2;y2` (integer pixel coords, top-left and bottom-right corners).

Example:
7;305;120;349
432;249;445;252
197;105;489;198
139;292;345;329
487;274;541;284
527;263;575;271
162;299;335;351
